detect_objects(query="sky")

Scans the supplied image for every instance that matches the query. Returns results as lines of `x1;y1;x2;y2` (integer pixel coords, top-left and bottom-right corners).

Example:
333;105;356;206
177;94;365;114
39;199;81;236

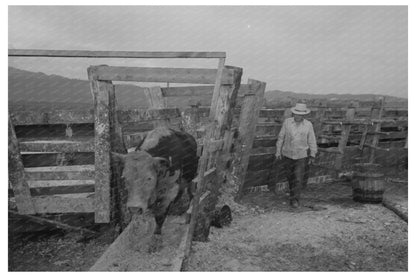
8;5;408;97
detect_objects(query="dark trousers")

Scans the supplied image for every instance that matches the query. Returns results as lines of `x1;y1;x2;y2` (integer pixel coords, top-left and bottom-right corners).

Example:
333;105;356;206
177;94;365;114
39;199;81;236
282;156;309;201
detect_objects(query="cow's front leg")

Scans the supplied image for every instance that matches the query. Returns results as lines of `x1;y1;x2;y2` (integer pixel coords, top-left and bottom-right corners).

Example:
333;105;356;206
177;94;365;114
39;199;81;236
154;212;167;235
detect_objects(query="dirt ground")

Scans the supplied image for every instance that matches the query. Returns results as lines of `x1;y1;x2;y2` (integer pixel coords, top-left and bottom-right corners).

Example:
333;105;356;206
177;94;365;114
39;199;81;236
185;176;408;271
9;171;407;271
8;229;111;271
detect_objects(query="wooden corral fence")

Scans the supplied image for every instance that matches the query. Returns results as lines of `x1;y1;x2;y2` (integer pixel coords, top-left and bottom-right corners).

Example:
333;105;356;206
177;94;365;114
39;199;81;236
242;97;408;193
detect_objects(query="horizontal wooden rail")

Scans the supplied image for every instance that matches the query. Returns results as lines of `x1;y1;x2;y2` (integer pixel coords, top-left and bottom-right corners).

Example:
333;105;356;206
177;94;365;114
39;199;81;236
323;118;408;125
362;144;391;151
10;110;94;125
117;108;181;123
25;165;95;180
88;66;236;84
30;194;94;213
9;49;226;59
318;147;343;154
19;139;94;153
161;84;249;97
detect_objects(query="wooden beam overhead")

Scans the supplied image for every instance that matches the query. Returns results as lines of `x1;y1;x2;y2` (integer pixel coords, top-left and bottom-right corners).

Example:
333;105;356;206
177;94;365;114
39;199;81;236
9;49;226;59
88;66;236;84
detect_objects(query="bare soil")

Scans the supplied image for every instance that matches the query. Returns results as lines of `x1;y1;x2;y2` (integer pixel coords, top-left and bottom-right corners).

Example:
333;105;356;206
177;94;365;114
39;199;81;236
9;172;407;271
8;229;111;271
185;177;408;271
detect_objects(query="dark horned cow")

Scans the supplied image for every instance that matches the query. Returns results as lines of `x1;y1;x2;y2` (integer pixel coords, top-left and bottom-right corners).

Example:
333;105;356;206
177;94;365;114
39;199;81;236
113;127;198;235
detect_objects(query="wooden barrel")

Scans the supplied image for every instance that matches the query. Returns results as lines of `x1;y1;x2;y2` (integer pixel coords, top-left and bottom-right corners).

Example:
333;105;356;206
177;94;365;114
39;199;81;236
352;163;385;203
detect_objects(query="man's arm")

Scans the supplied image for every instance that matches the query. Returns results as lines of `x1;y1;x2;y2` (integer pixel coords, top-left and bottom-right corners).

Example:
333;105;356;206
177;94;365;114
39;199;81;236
275;119;287;158
308;123;318;158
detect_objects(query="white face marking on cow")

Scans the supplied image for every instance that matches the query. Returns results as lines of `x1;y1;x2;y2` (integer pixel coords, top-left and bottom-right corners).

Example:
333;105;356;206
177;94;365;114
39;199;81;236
140;127;173;151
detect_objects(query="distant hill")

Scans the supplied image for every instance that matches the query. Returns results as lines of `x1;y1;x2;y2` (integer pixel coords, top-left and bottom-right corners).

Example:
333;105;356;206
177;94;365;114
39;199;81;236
8;67;150;110
8;67;407;111
265;90;407;108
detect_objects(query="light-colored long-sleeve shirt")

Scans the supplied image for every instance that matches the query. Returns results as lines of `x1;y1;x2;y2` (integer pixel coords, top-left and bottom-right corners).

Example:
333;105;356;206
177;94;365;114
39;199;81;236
275;117;318;159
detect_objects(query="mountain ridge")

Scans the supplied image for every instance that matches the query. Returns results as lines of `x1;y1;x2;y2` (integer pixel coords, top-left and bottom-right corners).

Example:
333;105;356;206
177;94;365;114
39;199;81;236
8;67;407;110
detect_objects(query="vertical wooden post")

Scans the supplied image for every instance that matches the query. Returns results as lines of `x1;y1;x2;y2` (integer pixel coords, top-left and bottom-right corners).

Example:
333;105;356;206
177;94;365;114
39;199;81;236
314;105;327;144
144;86;167;109
187;66;242;243
404;134;408;149
144;86;169;128
235;79;266;198
8;116;36;214
108;85;128;229
335;105;355;170
209;58;226;120
369;97;385;163
91;79;113;223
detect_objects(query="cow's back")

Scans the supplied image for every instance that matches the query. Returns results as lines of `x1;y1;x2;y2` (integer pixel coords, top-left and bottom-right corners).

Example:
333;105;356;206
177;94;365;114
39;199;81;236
139;127;198;183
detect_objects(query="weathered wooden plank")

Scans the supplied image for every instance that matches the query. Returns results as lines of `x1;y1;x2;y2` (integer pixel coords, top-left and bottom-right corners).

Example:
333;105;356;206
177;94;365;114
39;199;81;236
91;79;112;223
117;108;181;123
363;144;391;151
8;117;36;214
187;65;242;244
144;86;167;109
369;98;385;163
29;184;95;197
253;136;278;148
9;49;226;58
89;66;236;84
161;84;249;98
27;179;95;188
22;152;94;168
335;107;355;169
323;118;407;126
10;110;94;125
209;58;226;120
15;125;95;140
203;167;218;183
25;165;95;180
206;139;224;153
318;147;343;154
234;79;266;198
31;195;94;213
162;86;214;97
258;109;286;118
256;122;281;136
18;139;95;153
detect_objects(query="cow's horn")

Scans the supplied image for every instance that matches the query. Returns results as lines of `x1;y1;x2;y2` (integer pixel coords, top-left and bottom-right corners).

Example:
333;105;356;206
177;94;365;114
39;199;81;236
154;157;171;167
168;170;181;183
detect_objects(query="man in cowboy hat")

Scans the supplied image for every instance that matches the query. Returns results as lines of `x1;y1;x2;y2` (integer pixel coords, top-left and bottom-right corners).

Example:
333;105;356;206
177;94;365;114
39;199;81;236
275;102;318;208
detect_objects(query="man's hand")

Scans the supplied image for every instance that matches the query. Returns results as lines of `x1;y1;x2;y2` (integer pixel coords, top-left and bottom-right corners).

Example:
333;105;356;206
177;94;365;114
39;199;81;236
275;154;282;160
308;157;315;165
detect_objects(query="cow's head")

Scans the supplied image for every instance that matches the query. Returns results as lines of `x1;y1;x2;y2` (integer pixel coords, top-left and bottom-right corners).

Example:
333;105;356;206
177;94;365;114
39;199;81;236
112;151;179;215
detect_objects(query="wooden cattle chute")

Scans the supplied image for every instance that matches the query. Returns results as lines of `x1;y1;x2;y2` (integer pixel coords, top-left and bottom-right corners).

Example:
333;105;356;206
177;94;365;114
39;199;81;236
8;49;226;222
86;60;247;269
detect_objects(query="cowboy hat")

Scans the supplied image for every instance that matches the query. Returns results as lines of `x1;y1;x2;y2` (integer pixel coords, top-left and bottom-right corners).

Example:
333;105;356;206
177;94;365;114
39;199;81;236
291;103;310;115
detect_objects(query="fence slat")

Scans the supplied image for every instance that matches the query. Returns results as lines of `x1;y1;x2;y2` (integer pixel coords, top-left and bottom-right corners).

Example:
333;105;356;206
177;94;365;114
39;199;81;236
235;79;266;197
8;117;36;214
